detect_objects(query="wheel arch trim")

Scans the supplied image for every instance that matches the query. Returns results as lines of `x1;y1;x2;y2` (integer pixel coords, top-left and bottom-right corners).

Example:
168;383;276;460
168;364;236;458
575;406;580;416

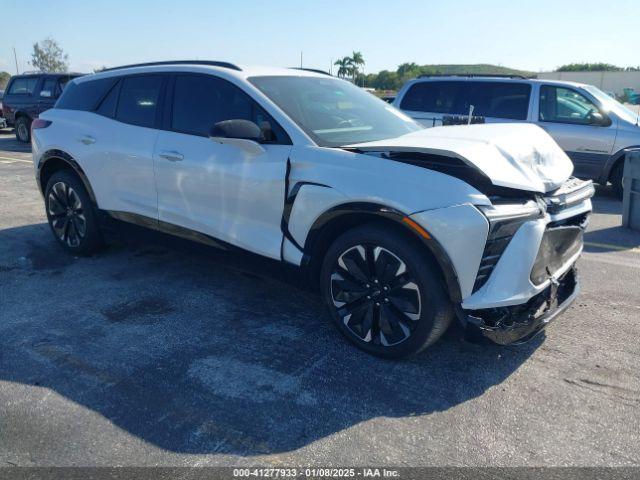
37;150;98;206
601;146;640;183
302;202;462;303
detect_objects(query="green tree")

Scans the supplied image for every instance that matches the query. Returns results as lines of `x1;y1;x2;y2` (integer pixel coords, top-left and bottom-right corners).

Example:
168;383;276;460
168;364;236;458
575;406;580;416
372;70;399;90
334;57;353;79
556;63;621;72
30;37;69;73
351;51;365;84
397;62;419;77
0;71;10;90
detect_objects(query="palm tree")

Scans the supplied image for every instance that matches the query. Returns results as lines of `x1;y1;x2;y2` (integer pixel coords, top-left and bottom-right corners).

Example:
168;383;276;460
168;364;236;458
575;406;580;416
351;51;365;85
334;57;354;79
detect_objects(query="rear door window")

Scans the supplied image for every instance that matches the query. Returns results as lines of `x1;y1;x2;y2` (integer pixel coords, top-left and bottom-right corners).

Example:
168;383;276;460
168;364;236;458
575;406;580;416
115;75;163;128
400;81;465;114
8;77;38;95
40;78;58;98
96;80;120;118
465;82;531;120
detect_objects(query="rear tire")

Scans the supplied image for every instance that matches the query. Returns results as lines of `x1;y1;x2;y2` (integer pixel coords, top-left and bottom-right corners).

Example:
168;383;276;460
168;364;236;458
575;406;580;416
44;170;103;255
15;116;31;143
610;162;624;198
320;223;453;358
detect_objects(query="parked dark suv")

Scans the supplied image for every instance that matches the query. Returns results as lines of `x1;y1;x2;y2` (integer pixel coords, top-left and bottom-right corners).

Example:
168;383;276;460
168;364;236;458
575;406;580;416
2;73;83;142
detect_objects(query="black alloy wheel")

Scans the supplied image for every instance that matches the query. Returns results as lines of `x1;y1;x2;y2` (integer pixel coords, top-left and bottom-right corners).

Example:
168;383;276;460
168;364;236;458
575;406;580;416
47;181;87;248
44;170;103;255
321;224;453;358
330;244;421;347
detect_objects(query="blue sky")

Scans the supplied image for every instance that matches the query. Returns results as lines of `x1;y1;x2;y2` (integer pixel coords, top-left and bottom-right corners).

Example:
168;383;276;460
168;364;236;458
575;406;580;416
1;0;638;74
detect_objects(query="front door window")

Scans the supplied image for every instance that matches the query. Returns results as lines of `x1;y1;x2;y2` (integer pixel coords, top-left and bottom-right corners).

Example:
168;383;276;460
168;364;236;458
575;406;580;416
539;86;604;125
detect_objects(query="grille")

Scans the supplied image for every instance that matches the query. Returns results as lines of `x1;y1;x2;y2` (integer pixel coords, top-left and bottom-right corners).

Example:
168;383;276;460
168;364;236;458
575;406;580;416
530;226;584;285
472;178;593;294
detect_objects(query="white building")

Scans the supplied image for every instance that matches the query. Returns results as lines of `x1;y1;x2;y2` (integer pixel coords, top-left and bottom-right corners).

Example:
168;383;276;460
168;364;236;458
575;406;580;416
537;71;640;97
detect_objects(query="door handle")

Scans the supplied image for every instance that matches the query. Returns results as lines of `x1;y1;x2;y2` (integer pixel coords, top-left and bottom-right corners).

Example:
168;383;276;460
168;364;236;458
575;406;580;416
79;135;96;145
159;150;184;162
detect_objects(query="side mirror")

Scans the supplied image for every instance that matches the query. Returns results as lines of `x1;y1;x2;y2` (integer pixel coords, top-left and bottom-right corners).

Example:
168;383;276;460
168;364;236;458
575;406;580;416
209;119;266;155
587;111;610;127
210;119;262;141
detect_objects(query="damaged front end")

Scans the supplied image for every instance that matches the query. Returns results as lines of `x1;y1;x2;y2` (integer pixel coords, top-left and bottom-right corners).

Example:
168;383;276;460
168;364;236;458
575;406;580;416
464;267;579;345
462;177;594;345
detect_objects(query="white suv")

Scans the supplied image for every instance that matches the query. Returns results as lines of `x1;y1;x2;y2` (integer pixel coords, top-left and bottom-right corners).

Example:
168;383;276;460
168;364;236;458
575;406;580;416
32;61;594;358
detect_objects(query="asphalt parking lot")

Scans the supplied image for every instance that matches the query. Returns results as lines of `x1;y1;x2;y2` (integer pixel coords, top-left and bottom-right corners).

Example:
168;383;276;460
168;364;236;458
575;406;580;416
0;130;639;467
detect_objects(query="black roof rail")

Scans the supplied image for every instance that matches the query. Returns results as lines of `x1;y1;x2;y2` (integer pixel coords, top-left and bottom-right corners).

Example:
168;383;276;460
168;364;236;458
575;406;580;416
290;67;332;76
417;73;528;79
100;60;242;72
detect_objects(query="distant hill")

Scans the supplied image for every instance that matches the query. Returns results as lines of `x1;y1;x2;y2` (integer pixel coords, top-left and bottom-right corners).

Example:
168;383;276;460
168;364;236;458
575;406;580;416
416;64;535;77
360;63;536;91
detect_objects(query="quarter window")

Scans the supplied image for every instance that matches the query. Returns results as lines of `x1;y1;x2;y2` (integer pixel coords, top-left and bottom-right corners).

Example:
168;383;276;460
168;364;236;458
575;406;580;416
116;75;163;128
539;86;602;125
56;77;118;111
400;81;463;114
171;74;289;143
8;77;38;95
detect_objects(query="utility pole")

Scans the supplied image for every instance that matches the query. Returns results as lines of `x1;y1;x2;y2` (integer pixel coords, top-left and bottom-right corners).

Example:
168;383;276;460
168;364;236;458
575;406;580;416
13;47;19;74
330;58;333;76
300;51;303;69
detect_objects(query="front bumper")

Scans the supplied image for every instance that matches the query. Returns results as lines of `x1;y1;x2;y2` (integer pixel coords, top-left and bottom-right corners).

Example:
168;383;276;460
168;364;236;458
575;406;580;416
462;179;593;310
464;266;579;345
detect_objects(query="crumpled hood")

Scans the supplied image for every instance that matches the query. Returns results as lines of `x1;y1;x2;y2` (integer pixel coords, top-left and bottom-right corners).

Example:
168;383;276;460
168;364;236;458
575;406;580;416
346;123;573;193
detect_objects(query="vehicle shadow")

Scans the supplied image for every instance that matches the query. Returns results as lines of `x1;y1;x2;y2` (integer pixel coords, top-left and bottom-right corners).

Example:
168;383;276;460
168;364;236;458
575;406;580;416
591;187;622;215
587;192;640;252
584;227;640;252
0;221;542;456
0;130;31;153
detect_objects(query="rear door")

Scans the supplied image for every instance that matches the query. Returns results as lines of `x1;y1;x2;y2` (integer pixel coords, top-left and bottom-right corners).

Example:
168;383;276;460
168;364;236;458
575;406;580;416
534;84;617;179
153;73;292;259
79;74;164;219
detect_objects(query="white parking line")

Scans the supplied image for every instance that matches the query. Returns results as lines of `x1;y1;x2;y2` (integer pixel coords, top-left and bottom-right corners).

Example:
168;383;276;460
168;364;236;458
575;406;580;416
0;156;32;163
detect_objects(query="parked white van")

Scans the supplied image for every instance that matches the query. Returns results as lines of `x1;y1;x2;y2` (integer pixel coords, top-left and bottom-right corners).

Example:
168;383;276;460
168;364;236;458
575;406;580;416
393;75;640;196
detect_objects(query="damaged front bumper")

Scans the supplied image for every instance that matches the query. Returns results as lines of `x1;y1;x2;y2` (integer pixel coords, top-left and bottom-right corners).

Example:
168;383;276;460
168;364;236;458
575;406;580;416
463;266;579;345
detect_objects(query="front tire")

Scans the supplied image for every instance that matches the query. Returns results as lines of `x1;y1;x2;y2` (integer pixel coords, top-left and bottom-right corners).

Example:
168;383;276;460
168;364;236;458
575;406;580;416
610;162;624;198
320;224;453;358
15;116;31;143
45;170;103;255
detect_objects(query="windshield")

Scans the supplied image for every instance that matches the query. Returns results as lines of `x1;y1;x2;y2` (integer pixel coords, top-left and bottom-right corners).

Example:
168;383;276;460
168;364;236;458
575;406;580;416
249;76;421;147
583;85;638;124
